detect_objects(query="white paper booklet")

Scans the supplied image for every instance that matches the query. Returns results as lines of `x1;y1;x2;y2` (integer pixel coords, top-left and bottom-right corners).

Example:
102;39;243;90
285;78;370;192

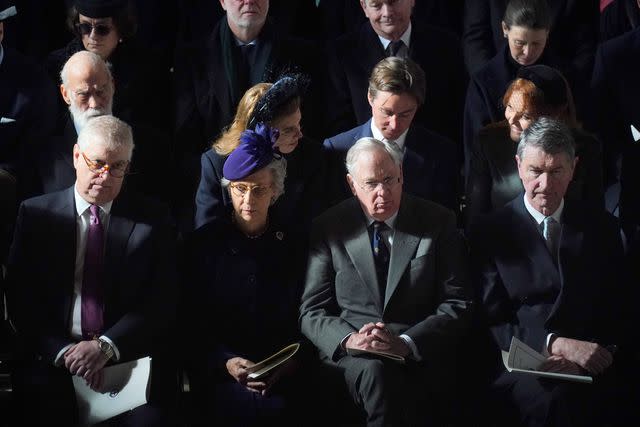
73;356;152;426
502;337;592;384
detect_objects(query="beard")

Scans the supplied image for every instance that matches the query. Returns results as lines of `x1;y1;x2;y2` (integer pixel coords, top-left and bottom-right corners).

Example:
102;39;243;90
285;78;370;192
69;100;113;131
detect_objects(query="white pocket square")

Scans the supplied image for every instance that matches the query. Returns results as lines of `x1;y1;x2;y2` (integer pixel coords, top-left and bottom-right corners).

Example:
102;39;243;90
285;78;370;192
631;125;640;142
1;117;16;124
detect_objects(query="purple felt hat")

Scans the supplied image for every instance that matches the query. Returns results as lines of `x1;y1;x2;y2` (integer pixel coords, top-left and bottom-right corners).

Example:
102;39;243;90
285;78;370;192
223;123;281;180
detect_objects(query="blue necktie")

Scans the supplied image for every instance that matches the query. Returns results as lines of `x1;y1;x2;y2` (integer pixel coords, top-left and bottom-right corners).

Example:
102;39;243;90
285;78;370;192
372;221;390;300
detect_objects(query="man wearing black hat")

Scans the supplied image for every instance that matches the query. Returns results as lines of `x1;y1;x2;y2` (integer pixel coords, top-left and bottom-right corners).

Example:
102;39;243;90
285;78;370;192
0;0;59;198
469;117;632;427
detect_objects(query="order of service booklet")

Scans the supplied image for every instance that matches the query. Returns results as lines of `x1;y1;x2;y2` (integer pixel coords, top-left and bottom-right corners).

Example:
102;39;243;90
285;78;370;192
247;343;300;380
72;356;152;426
346;348;406;363
502;337;592;384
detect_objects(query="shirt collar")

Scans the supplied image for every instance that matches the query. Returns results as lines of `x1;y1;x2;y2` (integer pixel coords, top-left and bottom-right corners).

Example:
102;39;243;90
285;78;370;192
364;211;399;230
523;194;564;225
74;184;113;217
378;23;412;51
235;37;258;47
370;120;409;150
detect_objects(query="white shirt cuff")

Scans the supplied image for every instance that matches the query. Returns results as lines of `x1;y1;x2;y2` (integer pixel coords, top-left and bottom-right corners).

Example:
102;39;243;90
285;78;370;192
400;334;421;361
54;343;75;366
99;335;120;361
544;333;556;357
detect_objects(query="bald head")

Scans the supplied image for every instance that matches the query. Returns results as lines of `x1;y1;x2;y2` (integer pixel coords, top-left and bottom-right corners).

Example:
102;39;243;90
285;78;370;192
60;50;114;130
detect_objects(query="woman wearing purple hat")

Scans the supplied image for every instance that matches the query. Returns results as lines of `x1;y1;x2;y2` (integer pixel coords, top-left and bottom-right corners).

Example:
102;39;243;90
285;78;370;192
183;123;315;425
465;64;604;228
194;75;324;232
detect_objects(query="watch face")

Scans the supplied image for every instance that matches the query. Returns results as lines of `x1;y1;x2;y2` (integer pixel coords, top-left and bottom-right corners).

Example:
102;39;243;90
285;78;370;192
99;340;109;351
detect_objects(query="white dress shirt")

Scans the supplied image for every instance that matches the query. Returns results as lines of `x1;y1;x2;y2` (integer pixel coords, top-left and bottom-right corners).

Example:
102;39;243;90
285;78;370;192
370;120;409;152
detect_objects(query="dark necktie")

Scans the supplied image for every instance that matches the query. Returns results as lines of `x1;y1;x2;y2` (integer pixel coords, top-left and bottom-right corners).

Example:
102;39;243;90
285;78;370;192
387;40;405;57
238;44;255;89
81;204;104;339
372;221;390;301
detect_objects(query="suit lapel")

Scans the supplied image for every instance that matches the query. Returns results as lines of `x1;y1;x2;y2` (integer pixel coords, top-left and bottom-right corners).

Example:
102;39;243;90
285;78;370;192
551;205;585;319
341;201;384;311
354;120;374;144
384;197;420;309
103;196;136;311
61;187;78;329
359;24;386;77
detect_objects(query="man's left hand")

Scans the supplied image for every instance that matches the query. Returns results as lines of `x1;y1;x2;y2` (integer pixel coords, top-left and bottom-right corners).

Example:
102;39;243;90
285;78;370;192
64;340;109;377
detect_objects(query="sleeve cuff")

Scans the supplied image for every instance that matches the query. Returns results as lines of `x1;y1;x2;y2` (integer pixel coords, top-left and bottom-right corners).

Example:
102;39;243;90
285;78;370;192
54;343;75;367
544;333;556;357
399;334;421;361
99;335;120;361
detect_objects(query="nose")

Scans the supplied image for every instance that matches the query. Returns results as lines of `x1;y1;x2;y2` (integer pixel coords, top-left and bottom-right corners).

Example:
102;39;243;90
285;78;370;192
381;4;393;16
537;172;549;191
88;95;99;109
387;115;398;130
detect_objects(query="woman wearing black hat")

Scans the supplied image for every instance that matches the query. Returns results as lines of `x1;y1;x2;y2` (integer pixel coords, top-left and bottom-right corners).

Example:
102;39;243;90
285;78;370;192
462;0;590;181
183;123;313;426
465;64;604;228
194;74;324;232
45;0;171;132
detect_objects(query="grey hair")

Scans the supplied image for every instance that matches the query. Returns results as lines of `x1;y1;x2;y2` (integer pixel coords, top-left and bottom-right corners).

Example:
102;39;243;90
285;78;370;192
517;117;575;161
221;157;288;205
345;137;403;176
60;50;113;86
77;115;134;160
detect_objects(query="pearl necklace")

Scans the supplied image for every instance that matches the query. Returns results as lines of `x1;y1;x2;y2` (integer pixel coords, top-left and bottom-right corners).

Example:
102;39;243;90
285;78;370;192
232;212;268;239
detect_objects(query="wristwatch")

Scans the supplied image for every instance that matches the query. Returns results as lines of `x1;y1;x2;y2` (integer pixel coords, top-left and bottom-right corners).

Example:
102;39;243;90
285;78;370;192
95;337;115;360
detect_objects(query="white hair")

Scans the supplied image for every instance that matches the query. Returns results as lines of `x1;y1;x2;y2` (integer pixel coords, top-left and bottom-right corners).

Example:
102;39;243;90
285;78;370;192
77;115;134;160
345;137;403;176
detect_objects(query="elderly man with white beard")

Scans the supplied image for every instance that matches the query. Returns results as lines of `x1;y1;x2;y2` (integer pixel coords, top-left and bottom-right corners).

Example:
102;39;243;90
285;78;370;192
30;50;174;204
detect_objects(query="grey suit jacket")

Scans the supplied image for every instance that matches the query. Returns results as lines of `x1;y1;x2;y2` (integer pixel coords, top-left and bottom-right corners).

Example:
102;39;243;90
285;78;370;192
300;194;472;363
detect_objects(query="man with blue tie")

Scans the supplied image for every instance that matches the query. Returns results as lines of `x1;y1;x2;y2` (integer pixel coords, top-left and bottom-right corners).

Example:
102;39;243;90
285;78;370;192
6;116;178;425
323;56;459;212
301;137;472;426
470;117;632;427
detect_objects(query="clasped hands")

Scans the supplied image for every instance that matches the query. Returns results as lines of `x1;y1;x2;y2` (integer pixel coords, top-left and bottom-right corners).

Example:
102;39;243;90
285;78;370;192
226;356;297;396
539;337;614;376
345;322;410;358
63;340;110;391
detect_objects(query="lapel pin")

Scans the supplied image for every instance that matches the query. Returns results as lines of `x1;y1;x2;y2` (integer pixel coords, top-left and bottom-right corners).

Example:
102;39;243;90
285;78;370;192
276;231;284;240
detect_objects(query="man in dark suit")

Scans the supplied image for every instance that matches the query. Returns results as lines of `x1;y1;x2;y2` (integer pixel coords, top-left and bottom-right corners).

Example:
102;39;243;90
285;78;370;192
300;137;472;426
470;118;630;427
324;56;459;212
6;115;178;426
591;25;640;247
325;0;466;144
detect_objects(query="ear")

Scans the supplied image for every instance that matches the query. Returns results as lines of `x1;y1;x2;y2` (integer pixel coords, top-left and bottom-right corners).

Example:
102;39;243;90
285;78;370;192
72;144;81;170
569;156;579;180
398;164;404;184
219;0;227;11
60;84;72;106
367;91;375;108
501;21;509;37
515;154;525;178
346;174;357;195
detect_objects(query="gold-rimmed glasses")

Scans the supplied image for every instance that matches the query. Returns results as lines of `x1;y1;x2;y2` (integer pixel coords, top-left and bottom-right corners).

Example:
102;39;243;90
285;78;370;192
81;152;130;178
229;183;272;198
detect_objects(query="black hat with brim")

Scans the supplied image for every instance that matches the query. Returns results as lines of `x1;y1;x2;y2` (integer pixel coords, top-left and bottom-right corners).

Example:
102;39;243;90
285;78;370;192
75;0;127;18
517;65;568;107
